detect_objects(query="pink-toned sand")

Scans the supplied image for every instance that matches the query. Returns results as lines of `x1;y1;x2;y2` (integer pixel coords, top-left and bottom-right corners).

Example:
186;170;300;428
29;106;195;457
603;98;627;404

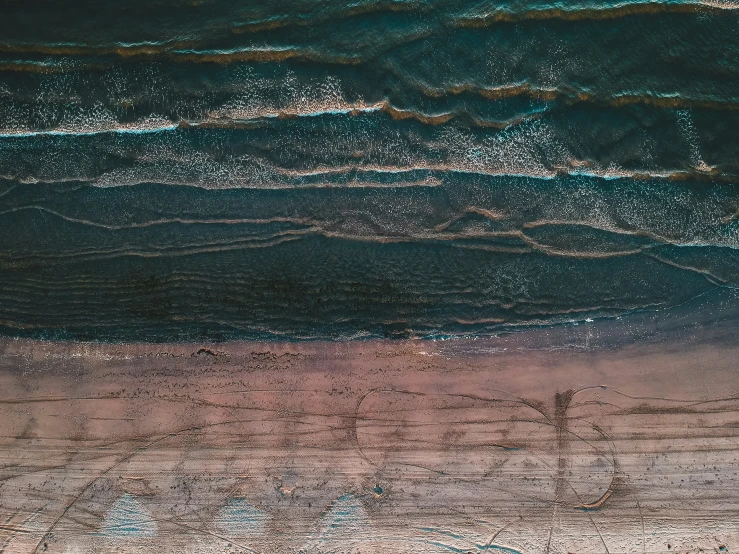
0;333;737;553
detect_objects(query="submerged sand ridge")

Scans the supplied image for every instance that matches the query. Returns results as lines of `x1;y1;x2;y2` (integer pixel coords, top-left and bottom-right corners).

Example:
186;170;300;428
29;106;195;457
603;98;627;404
0;332;737;553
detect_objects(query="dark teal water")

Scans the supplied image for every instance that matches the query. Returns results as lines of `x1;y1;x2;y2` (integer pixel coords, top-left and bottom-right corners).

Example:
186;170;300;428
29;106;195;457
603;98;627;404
0;0;738;340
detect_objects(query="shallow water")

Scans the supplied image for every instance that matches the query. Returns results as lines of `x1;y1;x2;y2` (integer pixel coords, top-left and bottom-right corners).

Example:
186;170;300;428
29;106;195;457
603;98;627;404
0;0;737;341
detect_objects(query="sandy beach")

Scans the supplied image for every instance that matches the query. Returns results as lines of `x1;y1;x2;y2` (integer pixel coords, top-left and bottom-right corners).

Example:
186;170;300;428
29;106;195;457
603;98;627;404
1;314;737;553
2;0;739;551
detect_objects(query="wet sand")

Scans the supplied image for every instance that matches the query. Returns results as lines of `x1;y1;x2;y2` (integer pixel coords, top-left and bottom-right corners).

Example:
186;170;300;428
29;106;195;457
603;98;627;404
0;322;738;553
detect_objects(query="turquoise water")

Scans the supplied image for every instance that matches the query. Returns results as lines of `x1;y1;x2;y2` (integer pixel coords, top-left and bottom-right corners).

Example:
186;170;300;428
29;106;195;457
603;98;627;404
0;0;737;341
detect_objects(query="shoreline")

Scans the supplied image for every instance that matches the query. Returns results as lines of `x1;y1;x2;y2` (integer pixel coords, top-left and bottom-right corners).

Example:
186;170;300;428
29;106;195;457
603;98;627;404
3;281;737;359
1;307;738;552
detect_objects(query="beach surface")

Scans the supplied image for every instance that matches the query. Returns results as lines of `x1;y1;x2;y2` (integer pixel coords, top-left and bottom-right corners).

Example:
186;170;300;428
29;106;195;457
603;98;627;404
1;315;738;554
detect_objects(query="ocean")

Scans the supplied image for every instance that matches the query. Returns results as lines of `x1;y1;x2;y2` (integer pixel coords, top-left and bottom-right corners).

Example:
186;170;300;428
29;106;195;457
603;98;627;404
0;0;738;341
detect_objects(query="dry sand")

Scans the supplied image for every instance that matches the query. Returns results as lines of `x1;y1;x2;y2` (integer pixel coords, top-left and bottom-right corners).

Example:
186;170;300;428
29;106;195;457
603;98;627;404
0;324;737;553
